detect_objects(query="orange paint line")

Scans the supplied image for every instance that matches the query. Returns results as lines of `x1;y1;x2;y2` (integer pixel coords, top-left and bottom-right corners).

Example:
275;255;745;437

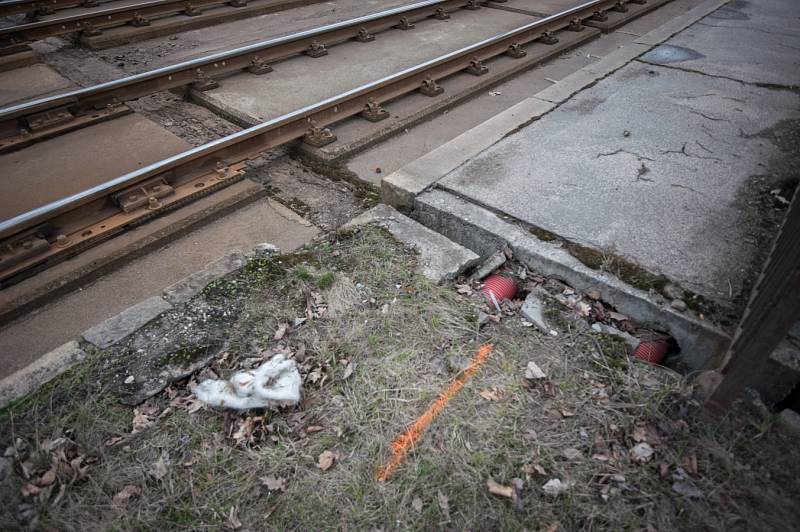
376;343;493;482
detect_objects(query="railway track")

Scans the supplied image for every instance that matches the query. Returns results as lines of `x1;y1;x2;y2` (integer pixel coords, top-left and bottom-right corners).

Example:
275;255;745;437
0;0;328;48
0;0;658;286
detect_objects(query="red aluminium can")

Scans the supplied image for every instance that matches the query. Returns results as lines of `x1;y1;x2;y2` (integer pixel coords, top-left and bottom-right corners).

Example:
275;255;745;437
634;340;668;365
481;274;517;303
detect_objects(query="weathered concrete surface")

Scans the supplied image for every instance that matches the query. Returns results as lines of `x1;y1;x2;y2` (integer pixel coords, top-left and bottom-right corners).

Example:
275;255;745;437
193;7;537;124
439;58;800;304
82;296;174;349
0;341;86;409
640;0;800;86
163;251;248;305
0;114;191;220
346;204;479;283
0;63;73;107
413;188;729;370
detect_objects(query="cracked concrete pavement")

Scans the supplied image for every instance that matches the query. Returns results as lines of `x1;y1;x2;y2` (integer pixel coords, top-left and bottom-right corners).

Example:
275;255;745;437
435;0;800;309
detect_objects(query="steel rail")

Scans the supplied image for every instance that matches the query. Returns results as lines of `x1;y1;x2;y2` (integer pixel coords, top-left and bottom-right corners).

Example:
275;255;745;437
0;0;317;44
0;0;630;275
0;0;99;18
0;0;466;138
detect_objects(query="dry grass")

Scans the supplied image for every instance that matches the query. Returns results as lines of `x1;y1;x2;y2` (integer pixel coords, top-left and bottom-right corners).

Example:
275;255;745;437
1;226;799;531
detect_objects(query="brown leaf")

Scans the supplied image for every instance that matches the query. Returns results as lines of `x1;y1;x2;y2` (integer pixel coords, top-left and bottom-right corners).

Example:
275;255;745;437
411;496;423;513
540;523;560;532
559;409;575;418
20;483;40;497
478;386;504;401
260;475;286;492
681;452;698;476
104;436;125;447
305;425;324;434
521;463;546;477
38;468;57;487
131;408;155;434
341;361;354;380
112;484;140;506
232;417;256;444
317;450;337;471
486;478;514;498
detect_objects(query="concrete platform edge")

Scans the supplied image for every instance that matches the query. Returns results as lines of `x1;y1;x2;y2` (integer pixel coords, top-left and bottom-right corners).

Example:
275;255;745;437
414;189;730;371
0;341;86;410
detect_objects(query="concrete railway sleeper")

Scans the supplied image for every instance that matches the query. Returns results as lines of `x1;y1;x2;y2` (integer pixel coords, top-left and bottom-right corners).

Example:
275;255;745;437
0;0;644;285
0;0;326;44
0;0;476;152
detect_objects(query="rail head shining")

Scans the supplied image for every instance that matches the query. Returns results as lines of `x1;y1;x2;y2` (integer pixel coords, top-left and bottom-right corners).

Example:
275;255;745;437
0;0;610;240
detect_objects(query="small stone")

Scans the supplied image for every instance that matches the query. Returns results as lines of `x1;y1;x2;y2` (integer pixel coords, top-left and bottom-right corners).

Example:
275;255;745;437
375;167;382;174
670;299;687;312
124;376;135;384
586;289;601;301
623;130;631;137
663;283;684;300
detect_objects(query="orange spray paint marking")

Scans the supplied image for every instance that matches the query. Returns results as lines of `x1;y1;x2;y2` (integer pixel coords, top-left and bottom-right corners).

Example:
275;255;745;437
376;343;493;482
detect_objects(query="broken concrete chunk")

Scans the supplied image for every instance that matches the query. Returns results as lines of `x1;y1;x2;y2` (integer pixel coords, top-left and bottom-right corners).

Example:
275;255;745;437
163;252;247;305
670;299;688;312
345;204;479;283
521;293;557;336
591;322;640;350
82;296;172;349
470;251;506;281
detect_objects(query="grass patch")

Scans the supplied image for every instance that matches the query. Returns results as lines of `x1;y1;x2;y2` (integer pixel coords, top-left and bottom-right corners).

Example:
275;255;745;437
1;226;798;530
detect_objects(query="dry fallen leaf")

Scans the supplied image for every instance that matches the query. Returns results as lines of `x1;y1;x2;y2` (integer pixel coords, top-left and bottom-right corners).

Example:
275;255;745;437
411;496;423;513
150;452;169;480
559;409;575;418
540;523;560;532
104;436;125;447
317;450;337;471
631;425;647;443
112;484;140;506
342;361;354;380
20;483;40;497
260;475;286;492
38;468;57;487
524;361;547;380
478;386;504;401
561;448;582;461
542;478;570;497
522;463;546;477
305;425;324;434
131;409;155;434
630;442;654;464
682;452;699;476
486;478;515;498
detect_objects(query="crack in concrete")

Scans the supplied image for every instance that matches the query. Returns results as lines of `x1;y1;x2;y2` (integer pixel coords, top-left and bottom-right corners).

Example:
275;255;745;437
689;109;727;122
660;142;723;161
670;183;706;196
596;148;654;161
636;59;800;93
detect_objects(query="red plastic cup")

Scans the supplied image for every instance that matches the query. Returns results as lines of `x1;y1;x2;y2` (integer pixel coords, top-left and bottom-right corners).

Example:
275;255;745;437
634;340;668;365
481;274;517;304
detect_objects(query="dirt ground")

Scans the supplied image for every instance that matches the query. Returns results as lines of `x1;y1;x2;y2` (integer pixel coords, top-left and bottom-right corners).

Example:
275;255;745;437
1;226;798;531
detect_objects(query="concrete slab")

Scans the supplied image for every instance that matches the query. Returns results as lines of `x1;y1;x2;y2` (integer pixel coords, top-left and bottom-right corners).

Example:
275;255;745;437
0;196;318;379
0;341;86;409
0;113;191;221
439;60;800;304
345;204;479;283
639;0;800;87
351;0;704;184
193;7;539;123
0;63;74;107
82;295;173;349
